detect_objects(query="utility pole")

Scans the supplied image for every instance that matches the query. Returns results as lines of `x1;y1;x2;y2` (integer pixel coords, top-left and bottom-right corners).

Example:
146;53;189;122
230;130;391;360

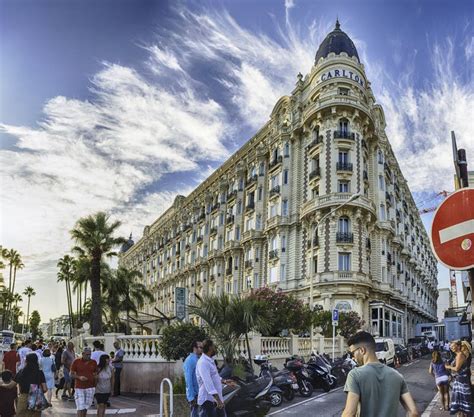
451;131;473;338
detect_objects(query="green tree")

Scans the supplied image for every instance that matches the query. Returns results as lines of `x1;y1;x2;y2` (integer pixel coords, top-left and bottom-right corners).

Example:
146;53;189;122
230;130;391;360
70;212;126;336
29;310;41;339
312;310;365;338
249;288;312;336
159;322;208;361
57;255;76;335
22;286;36;334
189;294;270;364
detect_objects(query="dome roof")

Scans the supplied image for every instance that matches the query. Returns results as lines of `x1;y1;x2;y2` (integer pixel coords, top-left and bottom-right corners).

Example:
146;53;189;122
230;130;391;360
315;20;359;63
120;233;134;253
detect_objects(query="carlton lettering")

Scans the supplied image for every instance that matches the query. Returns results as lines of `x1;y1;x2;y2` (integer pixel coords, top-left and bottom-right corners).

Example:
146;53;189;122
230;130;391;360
320;68;365;87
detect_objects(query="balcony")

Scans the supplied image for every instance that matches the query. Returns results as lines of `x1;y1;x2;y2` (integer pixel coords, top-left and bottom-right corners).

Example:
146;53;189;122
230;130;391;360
268;249;279;260
227;190;238;201
266;215;289;230
225;268;232;276
226;215;235;225
336;232;354;243
307;136;323;155
269;155;283;171
246;174;258;187
307;236;319;248
210;203;220;213
224;240;239;251
209;226;218;236
244;260;253;269
309;167;321;181
196;236;203;243
185;244;191;251
336;162;353;172
242;229;263;242
245;201;255;211
269;185;281;198
334;131;355;140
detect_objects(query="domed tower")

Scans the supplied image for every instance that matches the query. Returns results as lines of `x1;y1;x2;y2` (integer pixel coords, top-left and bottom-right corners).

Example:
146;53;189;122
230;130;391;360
292;20;437;337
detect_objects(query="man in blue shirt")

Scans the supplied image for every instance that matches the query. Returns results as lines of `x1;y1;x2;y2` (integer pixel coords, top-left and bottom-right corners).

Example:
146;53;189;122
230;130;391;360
183;340;203;417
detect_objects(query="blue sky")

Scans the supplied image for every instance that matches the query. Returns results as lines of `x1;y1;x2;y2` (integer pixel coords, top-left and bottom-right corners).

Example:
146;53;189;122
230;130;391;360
1;0;473;320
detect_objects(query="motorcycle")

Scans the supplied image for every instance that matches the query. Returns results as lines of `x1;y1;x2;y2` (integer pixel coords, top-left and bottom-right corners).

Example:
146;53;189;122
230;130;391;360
284;357;314;397
255;357;298;403
330;353;356;385
223;376;273;417
306;353;338;392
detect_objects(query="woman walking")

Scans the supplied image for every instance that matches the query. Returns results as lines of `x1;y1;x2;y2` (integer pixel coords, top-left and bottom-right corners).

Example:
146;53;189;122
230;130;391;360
429;350;450;411
95;354;114;417
39;349;55;407
14;353;47;417
446;340;472;417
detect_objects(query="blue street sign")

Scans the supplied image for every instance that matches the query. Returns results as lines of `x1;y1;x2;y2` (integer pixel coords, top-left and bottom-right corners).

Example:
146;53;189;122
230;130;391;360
332;309;339;322
175;287;187;321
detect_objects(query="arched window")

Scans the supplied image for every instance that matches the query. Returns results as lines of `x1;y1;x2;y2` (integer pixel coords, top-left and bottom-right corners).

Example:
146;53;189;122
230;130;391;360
284;142;290;157
338;216;350;233
259;162;265;176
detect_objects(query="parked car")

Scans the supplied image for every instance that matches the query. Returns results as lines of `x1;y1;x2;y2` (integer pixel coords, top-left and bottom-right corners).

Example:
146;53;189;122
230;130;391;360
395;344;409;364
375;338;395;366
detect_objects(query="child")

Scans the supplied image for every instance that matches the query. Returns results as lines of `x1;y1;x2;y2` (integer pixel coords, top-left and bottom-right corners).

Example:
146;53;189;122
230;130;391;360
0;370;17;417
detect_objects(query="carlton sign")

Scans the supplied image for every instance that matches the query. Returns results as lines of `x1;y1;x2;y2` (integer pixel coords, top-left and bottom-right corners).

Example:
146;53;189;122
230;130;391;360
430;188;474;270
320;68;365;87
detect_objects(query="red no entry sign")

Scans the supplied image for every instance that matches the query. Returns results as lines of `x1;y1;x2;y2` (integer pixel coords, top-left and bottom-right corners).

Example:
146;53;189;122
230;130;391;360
430;188;474;270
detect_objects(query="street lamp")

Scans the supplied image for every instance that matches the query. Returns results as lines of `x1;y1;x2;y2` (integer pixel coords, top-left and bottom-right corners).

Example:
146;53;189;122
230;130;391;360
310;192;362;354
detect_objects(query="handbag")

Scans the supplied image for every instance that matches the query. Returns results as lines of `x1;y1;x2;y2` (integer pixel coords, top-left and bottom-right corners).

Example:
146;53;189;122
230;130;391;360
27;384;49;411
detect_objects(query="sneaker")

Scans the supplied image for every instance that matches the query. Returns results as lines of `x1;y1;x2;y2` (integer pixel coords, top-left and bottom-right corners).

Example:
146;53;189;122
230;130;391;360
68;396;75;401
61;394;68;400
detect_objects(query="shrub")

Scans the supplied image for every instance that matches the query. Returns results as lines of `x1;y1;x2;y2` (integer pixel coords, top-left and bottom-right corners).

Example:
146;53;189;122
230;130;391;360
158;322;208;361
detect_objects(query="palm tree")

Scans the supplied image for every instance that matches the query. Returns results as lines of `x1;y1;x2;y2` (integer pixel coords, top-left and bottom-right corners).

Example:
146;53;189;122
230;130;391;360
103;267;154;334
189;294;270;365
70;212;126;336
22;286;36;334
57;255;76;335
11;256;24;296
3;248;19;294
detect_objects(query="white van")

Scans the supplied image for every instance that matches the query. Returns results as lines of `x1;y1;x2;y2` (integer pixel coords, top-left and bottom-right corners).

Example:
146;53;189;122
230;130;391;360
375;338;395;366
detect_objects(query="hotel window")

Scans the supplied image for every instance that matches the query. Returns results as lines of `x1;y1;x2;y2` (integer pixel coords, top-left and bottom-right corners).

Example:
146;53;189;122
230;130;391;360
338;217;350;233
259;162;265;176
338;150;349;164
283;169;289;185
235;226;241;241
203;245;208;257
226;230;232;241
379;175;385;190
338;252;351;271
218;236;223;249
271;236;278;250
219;213;224;226
339;118;349;134
271;174;279;189
312;256;318;274
378;150;384;164
280;264;286;281
313;127;319;140
237;201;242;214
256;214;262;230
269;266;279;283
338;180;350;193
282;199;288;216
246;217;253;231
339;87;349;96
312;187;320;199
258;186;263;201
233;280;238;294
281;235;286;252
254;273;260;288
238;178;244;190
246;276;252;289
380;204;386;220
255;247;260;261
284;142;290;157
270;204;277;218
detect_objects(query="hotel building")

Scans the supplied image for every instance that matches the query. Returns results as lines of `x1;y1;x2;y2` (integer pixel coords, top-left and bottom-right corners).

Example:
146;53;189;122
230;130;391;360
119;21;438;341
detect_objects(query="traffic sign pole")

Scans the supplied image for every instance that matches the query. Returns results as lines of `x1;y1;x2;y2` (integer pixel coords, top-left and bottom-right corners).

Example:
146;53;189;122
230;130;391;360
332;309;339;360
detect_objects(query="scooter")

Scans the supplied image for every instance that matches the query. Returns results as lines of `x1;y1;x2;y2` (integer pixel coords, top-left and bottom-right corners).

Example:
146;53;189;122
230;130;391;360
255;357;298;403
284;357;314;397
223;376;273;417
306;353;338;391
330;353;356;385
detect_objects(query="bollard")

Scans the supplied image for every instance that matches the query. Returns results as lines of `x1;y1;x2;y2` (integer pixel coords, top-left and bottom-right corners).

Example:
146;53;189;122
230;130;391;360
159;378;173;417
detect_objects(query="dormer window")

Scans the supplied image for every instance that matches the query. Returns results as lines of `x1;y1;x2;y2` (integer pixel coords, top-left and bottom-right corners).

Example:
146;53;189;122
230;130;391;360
339;87;349;96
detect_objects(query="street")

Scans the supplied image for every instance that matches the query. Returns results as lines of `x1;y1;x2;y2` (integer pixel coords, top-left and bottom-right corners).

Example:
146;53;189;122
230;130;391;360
40;357;439;416
268;358;437;417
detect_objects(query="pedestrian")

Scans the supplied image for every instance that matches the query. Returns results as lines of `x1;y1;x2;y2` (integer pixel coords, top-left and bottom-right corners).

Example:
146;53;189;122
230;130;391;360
31;344;42;363
70;347;97;417
91;341;106;365
40;349;56;407
111;341;124;396
444;340;450;352
61;342;76;400
195;339;225;417
183;340;203;417
428;350;449;411
2;343;20;377
446;340;472;417
342;331;419;417
18;340;33;370
0;370;18;417
95;355;114;417
15;353;47;417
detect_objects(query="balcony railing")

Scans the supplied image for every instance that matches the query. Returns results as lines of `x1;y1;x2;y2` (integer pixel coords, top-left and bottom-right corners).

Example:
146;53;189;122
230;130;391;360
309;167;321;180
334;131;355;140
246;201;255;211
308;136;323;150
307;236;319;247
227;190;238;201
246;174;258;187
226;215;235;224
336;162;353;172
209;227;218;235
269;155;283;170
269;185;281;198
245;260;253;269
336;232;354;243
269;249;279;260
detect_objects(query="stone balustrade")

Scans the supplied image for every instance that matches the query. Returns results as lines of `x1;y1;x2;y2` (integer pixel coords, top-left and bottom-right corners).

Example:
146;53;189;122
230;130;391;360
117;335;164;362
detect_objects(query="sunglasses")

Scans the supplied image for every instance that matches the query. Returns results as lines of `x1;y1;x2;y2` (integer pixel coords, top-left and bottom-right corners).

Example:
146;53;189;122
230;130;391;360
348;347;362;358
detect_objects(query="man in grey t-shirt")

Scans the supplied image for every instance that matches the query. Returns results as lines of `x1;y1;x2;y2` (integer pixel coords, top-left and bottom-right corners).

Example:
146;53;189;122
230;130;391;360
342;331;419;417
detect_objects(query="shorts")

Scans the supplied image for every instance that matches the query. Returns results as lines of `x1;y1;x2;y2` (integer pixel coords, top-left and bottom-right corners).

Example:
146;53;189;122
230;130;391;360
95;393;111;404
436;375;449;386
63;367;71;384
75;388;95;410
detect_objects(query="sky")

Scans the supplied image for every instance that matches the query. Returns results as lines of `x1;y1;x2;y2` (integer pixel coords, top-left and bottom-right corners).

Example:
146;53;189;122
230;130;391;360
0;0;473;322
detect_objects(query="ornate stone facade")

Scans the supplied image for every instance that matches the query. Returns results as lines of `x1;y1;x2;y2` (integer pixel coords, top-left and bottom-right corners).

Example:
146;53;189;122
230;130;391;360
119;22;438;341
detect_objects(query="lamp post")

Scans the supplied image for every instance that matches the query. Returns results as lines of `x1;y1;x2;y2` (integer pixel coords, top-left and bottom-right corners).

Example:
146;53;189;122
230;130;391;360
310;192;362;354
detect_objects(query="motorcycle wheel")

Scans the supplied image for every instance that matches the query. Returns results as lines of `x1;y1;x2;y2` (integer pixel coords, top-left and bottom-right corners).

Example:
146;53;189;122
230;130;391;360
329;377;338;389
283;388;295;401
299;380;313;397
269;392;283;407
322;380;331;392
